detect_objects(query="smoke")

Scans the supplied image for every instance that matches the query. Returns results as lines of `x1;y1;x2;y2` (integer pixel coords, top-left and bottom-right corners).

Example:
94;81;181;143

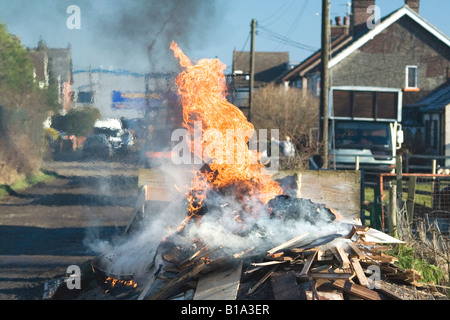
85;0;219;72
1;0;219;72
87;168;353;276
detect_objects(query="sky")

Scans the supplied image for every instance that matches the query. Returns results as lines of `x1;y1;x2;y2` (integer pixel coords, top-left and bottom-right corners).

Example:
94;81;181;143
0;0;448;74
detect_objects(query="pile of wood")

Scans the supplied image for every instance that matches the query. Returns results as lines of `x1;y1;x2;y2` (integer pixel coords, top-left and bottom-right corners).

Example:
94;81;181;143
237;225;422;300
126;225;423;300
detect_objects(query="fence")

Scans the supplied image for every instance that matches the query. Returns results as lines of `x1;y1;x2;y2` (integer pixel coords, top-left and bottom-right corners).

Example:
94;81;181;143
367;173;450;235
403;152;450;173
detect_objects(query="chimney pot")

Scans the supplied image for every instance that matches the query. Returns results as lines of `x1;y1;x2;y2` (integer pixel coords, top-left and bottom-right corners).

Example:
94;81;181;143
405;0;420;13
335;16;342;26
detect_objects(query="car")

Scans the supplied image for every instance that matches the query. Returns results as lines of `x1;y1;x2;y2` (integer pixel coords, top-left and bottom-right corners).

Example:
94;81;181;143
82;134;114;159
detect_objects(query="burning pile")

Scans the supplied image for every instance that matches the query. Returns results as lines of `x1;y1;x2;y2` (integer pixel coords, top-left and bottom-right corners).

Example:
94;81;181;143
169;41;283;229
85;43;417;301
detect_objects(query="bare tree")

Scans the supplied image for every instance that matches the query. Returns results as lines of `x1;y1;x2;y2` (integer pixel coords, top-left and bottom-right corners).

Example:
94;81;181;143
251;84;320;169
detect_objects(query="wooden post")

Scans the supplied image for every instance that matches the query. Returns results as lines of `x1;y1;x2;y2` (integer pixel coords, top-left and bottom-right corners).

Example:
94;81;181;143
320;0;330;168
405;149;410;173
396;153;402;208
388;183;398;238
248;18;256;122
431;159;439;210
406;176;417;228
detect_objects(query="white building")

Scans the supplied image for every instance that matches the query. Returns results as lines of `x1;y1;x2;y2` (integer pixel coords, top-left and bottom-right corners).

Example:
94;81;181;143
72;68;147;119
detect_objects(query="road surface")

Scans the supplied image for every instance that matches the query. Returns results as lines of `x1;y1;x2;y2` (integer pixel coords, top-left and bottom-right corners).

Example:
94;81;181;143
0;159;140;300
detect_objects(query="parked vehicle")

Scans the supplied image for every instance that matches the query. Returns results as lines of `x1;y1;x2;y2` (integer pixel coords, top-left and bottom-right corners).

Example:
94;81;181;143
328;86;404;172
82;134;114;159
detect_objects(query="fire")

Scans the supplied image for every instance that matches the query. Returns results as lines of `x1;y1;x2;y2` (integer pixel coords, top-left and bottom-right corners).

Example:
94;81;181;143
170;41;283;221
104;276;138;293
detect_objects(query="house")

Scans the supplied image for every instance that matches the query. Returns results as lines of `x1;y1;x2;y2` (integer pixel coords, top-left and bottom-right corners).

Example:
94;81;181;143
403;79;450;164
28;42;73;113
28;50;49;89
278;0;450;164
231;51;290;114
280;0;450;107
47;46;73;113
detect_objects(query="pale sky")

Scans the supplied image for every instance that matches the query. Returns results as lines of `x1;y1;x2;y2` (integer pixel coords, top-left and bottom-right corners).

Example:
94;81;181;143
0;0;448;73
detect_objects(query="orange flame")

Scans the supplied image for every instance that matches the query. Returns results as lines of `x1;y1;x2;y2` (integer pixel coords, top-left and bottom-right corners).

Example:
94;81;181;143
170;41;282;219
104;277;138;292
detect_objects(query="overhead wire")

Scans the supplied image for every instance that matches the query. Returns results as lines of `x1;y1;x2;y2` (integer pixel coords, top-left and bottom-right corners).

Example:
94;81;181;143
257;25;318;52
257;0;317;53
233;32;251;64
258;0;296;27
275;0;310;51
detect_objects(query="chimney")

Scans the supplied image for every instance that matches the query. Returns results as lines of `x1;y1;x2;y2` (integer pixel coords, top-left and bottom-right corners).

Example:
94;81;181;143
331;16;349;39
405;0;419;13
351;0;375;35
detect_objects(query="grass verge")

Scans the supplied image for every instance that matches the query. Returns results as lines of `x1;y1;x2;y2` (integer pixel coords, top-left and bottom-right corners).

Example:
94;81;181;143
0;170;58;200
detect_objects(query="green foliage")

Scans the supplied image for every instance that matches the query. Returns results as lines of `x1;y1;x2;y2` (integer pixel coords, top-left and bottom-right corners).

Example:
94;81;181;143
51;106;101;137
0;22;35;92
387;244;445;284
0;20;61;183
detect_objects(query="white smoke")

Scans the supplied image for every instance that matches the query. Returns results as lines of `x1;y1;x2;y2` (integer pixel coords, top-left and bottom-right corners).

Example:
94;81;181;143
86;164;353;276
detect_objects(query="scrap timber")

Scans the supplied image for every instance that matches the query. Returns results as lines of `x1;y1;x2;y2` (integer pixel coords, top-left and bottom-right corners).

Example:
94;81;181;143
91;218;417;301
84;169;425;301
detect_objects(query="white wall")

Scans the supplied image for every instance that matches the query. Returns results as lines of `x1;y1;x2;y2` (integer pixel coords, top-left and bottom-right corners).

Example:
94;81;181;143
73;69;147;119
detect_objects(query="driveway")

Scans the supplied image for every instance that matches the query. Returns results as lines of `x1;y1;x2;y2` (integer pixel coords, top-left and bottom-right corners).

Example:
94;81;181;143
0;160;139;300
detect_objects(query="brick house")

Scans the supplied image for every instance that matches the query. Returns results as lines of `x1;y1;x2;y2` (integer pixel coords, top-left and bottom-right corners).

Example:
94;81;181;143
279;0;450;157
28;42;73;114
231;51;290;118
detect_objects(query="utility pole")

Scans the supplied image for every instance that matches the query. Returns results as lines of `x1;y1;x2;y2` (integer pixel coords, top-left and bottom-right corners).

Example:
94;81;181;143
320;0;330;168
249;18;256;122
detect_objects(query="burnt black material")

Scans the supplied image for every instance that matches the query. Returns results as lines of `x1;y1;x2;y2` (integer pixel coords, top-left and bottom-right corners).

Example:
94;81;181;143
266;195;336;224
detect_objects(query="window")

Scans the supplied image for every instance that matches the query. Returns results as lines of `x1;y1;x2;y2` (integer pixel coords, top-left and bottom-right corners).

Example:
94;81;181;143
334;122;391;149
77;91;94;103
406;66;418;90
235;88;249;107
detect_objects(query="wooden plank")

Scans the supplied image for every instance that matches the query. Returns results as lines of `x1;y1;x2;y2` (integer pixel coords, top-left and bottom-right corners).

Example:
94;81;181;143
138;168;187;202
251;260;287;267
298;279;318;300
331;279;384;300
272;170;361;220
335;246;351;271
148;260;206;300
305;272;354;280
246;265;278;296
406;175;417;225
270;271;301;300
194;261;243;300
145;186;171;202
267;232;310;255
137;263;163;300
124;185;147;235
347;242;366;259
315;279;344;300
317;291;344;300
350;258;369;288
299;249;318;276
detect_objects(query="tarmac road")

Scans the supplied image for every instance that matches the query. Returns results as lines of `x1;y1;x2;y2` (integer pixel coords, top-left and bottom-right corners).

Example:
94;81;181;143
0;159;140;300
